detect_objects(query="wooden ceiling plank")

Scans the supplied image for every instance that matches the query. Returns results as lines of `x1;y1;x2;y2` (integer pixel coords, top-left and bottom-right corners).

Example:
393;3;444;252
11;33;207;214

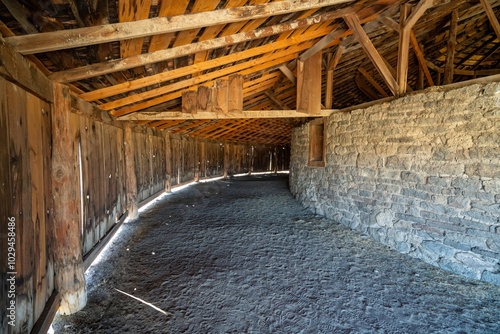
479;0;500;41
171;0;220;48
51;12;342;83
343;13;399;96
5;0;356;55
118;0;152;59
444;9;458;85
147;0;190;53
193;0;266;69
117;110;334;121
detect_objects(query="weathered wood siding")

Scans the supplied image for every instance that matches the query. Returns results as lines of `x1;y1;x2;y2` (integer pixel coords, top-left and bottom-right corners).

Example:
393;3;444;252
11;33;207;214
133;129;166;203
0;78;55;333
68;113;128;255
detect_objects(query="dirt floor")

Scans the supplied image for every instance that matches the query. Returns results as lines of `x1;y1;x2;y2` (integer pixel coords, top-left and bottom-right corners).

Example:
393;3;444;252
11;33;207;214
51;174;500;333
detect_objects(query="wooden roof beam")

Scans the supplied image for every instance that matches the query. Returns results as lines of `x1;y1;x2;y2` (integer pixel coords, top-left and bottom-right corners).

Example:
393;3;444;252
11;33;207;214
343;13;399;96
56;13;338;84
358;67;389;97
108;41;318;115
117;110;334;121
5;0;356;55
278;65;297;85
264;90;291;110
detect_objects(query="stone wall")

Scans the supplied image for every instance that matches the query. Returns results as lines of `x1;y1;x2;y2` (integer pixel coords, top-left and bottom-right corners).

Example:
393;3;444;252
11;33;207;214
290;81;500;285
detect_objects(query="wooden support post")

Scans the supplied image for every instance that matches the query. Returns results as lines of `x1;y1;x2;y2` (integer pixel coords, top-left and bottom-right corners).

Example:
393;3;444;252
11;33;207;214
325;70;334;109
164;131;172;192
228;74;243;112
214;78;229;113
397;4;411;96
297;50;322;114
182;90;197;114
197;85;213;113
223;141;230;178
444;9;458;85
200;140;206;179
273;146;278;173
124;124;138;218
51;83;86;315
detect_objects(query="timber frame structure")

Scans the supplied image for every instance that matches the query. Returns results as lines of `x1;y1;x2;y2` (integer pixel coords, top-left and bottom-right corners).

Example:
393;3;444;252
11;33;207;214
1;0;499;145
0;0;499;333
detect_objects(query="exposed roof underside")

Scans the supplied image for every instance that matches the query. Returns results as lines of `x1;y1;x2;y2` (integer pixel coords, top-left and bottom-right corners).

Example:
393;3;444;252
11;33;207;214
1;0;499;145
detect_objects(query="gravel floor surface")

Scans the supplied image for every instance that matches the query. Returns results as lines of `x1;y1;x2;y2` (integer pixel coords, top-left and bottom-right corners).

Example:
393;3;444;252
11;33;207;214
52;174;500;333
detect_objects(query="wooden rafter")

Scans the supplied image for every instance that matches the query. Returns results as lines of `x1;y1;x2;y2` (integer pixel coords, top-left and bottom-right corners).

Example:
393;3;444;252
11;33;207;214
479;0;500;41
344;13;399;96
4;0;355;54
50;13;340;83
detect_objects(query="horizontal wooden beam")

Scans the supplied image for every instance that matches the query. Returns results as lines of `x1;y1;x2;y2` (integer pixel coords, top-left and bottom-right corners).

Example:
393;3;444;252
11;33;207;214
117;110;334;120
54;13;340;84
5;0;355;55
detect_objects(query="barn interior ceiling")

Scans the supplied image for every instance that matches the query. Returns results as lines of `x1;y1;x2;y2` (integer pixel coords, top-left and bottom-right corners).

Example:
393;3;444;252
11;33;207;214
0;0;499;145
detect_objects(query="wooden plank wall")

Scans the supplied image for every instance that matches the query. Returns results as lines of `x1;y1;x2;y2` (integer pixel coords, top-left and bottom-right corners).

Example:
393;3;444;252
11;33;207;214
69;113;128;255
0;78;54;334
0;78;290;334
133;129;166;203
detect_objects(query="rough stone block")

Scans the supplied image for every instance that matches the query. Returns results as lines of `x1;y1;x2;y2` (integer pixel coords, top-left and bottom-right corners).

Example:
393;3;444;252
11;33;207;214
443;238;471;251
482;270;500;285
402;188;432;201
455;252;499;272
447;196;471;209
401;171;426;184
427;176;450;187
483;179;500;194
386;156;412;170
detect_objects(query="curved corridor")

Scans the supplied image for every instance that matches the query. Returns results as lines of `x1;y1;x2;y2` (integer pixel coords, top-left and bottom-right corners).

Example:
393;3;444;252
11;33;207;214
52;174;500;333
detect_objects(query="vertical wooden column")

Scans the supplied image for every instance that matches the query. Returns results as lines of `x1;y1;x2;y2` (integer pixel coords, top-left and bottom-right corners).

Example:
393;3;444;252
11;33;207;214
124;124;138;219
444;9;458;85
273;146;278;173
223;141;230;178
228;74;243;112
51;83;86;315
297;51;322;114
200;140;206;179
164;131;172;192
